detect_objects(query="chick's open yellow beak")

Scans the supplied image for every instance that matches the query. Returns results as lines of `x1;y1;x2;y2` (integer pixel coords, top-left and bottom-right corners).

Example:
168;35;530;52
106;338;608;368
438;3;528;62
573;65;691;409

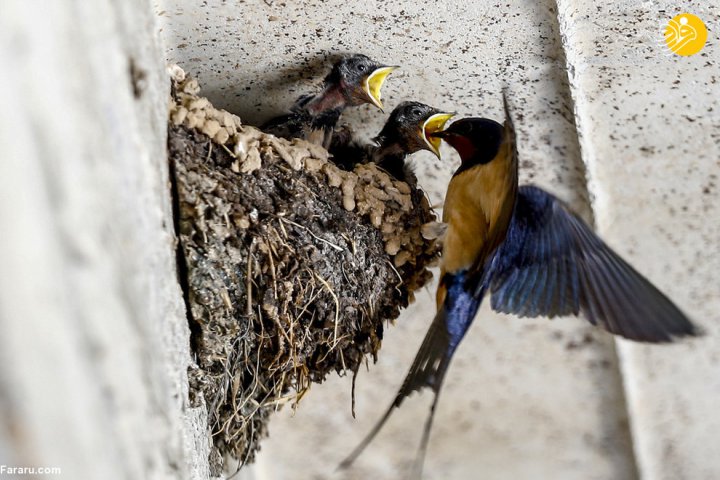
363;66;397;111
422;113;455;158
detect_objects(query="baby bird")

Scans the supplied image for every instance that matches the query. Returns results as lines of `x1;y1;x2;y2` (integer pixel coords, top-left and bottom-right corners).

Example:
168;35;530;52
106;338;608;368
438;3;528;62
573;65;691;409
261;54;395;149
329;101;454;183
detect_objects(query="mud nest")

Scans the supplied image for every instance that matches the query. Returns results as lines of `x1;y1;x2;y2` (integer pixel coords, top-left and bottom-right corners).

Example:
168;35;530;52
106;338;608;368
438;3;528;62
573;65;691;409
167;66;440;473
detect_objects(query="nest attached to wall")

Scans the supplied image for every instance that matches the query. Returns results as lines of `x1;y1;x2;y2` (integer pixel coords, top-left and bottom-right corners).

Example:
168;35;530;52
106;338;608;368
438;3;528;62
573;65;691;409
167;66;440;473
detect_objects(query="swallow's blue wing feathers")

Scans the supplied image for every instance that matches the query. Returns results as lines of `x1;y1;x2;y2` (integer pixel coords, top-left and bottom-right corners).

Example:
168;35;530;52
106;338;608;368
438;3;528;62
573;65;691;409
486;185;698;342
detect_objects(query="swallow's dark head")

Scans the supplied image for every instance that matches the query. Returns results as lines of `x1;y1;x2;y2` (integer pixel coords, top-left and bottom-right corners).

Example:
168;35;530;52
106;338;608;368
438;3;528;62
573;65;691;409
430;117;504;165
325;54;397;110
375;101;454;158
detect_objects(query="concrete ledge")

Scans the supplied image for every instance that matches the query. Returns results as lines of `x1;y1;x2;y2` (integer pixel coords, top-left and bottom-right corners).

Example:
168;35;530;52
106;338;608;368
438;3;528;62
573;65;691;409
557;2;719;479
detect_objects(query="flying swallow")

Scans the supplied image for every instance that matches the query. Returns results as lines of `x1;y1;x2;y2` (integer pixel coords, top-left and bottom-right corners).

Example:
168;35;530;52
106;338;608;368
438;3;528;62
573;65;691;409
261;54;396;149
339;94;699;476
329;101;454;182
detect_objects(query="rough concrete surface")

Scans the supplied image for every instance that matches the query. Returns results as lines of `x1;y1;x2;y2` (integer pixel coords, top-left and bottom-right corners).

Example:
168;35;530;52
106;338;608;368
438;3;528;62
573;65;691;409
557;2;720;479
0;1;210;479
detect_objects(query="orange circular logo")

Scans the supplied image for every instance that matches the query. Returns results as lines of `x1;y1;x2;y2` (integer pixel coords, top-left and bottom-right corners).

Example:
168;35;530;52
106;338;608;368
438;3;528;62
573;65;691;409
663;13;708;56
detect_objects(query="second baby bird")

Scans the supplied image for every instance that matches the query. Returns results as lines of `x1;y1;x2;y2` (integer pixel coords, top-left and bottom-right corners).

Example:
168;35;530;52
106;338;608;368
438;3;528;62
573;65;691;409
330;101;453;183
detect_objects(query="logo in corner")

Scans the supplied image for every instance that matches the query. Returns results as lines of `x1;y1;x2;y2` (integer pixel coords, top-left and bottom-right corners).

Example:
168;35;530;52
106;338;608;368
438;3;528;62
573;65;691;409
662;13;708;56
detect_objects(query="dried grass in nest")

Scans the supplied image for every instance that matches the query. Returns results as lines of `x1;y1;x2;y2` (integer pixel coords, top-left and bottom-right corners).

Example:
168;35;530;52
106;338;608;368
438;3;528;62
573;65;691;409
167;65;440;474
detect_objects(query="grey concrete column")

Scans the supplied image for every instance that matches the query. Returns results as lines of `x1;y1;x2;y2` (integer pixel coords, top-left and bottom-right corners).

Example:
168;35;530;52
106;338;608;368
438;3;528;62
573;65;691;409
0;1;210;479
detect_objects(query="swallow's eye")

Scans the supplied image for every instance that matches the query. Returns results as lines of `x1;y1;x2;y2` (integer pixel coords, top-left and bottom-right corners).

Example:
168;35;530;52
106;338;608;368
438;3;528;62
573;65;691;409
411;108;422;117
357;63;367;72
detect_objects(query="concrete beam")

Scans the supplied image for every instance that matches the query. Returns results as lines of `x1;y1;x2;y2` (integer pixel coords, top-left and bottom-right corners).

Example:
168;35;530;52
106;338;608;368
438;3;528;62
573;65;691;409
0;1;210;478
557;1;719;478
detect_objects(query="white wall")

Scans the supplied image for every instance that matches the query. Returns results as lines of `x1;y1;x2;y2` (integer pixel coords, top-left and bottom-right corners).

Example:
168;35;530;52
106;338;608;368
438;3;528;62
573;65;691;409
557;3;720;479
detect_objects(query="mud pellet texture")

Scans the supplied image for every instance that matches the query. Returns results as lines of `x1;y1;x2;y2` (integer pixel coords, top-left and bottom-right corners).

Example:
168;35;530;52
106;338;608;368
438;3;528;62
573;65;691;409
168;68;440;473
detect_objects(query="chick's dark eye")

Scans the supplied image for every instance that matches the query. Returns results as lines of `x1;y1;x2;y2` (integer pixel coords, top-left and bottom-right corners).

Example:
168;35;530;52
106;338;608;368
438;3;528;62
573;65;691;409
411;108;421;116
357;64;366;72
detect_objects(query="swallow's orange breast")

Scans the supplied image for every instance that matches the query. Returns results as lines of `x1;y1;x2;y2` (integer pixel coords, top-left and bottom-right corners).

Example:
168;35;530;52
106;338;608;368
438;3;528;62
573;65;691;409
440;141;517;278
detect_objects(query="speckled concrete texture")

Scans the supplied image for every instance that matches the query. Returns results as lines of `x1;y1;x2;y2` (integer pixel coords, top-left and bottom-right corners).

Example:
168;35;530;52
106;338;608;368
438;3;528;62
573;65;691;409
157;0;718;479
557;2;719;479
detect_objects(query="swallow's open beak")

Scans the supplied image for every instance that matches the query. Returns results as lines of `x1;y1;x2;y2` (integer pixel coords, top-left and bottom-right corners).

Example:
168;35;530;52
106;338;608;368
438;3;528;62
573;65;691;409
422;113;455;158
363;66;397;111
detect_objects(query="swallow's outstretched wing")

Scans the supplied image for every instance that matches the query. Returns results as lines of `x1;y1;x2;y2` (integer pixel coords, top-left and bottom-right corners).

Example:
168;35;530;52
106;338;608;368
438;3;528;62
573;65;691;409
486;185;699;342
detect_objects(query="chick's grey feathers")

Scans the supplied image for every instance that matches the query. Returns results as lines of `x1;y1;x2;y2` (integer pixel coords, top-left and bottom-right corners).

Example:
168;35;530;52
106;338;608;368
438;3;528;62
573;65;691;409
330;101;444;182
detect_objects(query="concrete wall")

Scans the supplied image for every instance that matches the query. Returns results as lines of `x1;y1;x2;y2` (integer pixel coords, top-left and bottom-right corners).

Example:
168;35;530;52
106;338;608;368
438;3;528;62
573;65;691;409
557;3;720;479
0;1;210;479
158;1;718;479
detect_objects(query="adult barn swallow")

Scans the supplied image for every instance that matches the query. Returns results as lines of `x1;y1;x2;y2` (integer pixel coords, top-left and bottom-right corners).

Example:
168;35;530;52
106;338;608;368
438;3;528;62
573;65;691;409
340;95;698;476
329;101;454;182
261;54;396;149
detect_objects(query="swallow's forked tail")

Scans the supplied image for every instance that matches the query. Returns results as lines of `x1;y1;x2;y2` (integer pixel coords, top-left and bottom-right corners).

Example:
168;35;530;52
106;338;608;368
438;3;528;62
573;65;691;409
338;306;454;470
